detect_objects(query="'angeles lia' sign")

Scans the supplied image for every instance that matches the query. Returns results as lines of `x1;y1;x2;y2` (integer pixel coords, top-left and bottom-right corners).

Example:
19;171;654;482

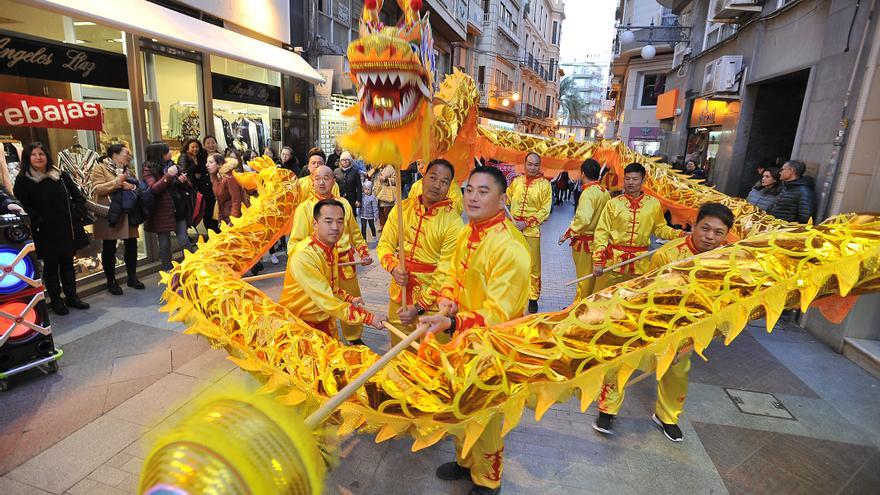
0;29;128;89
0;92;104;131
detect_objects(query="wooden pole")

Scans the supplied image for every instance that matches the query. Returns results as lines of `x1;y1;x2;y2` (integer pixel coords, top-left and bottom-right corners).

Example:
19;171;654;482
622;345;694;389
395;167;408;308
382;321;421;351
563;248;659;286
240;261;361;283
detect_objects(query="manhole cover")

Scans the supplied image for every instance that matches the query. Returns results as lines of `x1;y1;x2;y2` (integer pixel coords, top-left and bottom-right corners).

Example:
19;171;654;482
724;388;796;420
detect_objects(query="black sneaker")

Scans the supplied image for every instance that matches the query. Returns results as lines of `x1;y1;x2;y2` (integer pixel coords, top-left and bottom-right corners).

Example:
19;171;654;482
652;414;683;442
468;484;500;495
65;296;90;310
436;462;471;481
127;277;145;290
592;412;615;435
107;280;123;295
50;299;69;315
348;339;366;347
528;299;538;314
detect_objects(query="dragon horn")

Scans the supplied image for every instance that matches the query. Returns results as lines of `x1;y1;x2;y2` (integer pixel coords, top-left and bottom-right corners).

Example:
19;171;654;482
398;0;422;25
363;0;383;24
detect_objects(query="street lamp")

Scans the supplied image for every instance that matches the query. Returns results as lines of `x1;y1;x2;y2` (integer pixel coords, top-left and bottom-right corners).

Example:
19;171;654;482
502;98;511;107
616;21;691;60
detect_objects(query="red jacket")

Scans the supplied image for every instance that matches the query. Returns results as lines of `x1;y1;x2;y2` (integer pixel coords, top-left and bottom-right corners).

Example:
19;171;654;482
212;173;248;225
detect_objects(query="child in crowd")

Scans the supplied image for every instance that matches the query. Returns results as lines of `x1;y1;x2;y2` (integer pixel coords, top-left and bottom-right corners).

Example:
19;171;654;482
360;181;378;240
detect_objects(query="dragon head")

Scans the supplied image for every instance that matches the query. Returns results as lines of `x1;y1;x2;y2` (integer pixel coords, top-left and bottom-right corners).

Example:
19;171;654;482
347;0;435;130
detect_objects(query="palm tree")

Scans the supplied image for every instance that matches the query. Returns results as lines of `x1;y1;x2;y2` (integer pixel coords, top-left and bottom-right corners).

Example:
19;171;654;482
558;76;587;126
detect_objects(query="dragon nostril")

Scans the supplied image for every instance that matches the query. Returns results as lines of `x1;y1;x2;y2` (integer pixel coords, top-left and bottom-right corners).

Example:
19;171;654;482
356;45;365;53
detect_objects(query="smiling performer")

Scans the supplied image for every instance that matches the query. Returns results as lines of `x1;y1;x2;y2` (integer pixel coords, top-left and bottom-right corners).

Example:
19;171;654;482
289;166;372;345
377;158;463;344
280;199;384;339
421;166;529;495
593;203;735;441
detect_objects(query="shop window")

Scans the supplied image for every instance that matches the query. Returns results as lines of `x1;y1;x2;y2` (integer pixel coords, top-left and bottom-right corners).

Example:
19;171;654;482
142;52;204;152
639;73;666;107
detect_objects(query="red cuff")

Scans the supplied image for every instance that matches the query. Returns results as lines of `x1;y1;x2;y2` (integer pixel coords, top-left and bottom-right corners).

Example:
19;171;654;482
357;245;369;258
344;292;356;303
364;312;375;327
455;312;486;332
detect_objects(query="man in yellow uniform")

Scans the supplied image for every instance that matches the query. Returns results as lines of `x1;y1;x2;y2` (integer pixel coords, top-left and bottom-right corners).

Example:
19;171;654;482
506;152;552;313
408;174;463;214
289;166;372;345
297;147;339;200
377;159;463;344
591;162;683;292
593;203;734;441
558;159;611;300
280;199;384;338
421;166;530;495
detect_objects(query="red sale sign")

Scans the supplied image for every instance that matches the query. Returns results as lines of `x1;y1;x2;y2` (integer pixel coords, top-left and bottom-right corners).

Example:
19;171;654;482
0;92;103;131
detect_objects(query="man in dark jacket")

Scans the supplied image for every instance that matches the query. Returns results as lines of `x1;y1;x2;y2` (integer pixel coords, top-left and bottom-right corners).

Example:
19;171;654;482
334;151;362;211
326;143;342;170
769;160;815;223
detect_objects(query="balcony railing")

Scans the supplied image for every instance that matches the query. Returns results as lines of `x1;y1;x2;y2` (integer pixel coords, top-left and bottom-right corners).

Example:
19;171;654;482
523;103;550;120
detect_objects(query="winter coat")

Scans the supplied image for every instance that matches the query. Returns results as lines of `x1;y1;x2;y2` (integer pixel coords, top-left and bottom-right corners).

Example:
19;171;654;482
107;185;144;229
335;165;363;209
768;175;815;223
746;183;781;212
212;172;248;225
279;158;301;177
90;159;139;240
143;163;179;233
178;152;214;206
360;194;379;220
13;168;89;258
0;186;20;213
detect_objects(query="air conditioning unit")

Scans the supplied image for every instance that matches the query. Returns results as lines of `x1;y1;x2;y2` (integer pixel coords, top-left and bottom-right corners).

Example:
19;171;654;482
711;0;762;22
702;55;743;95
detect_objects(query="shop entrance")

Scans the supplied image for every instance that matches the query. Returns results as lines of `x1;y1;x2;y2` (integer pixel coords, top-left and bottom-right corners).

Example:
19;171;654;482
739;69;810;195
141;48;205;154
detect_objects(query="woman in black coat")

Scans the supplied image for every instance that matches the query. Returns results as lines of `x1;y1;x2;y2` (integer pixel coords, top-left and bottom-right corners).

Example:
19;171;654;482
179;138;218;235
13;142;90;315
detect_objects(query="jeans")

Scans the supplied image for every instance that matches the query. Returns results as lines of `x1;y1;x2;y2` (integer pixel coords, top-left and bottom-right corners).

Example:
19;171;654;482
43;255;77;301
157;219;193;269
102;238;138;282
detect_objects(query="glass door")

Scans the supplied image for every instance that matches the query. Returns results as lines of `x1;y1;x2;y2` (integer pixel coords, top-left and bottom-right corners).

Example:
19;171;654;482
141;49;205;156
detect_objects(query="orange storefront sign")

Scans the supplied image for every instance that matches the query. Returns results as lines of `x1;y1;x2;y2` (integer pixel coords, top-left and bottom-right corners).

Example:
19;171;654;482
656;89;678;120
689;98;728;127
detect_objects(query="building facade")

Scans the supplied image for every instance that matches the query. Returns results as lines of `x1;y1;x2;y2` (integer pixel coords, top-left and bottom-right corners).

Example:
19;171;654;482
558;62;608;141
656;0;880;375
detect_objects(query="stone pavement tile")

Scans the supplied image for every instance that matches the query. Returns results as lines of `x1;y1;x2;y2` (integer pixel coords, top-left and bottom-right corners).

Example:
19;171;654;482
169;333;212;369
65;477;126;495
0;476;52;495
110;348;172;383
692;421;776;476
87;464;128;487
106;372;212;427
172;344;237;380
103;374;166;412
840;451;880;494
6;415;142;494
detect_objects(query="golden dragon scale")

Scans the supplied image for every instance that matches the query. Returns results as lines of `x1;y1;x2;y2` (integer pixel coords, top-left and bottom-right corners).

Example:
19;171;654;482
160;149;880;454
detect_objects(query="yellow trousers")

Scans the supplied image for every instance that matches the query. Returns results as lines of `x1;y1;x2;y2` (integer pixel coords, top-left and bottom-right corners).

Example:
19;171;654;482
598;351;692;424
592;270;635;293
525;236;541;300
571;249;595;301
338;275;363;341
454;414;504;489
386;299;449;348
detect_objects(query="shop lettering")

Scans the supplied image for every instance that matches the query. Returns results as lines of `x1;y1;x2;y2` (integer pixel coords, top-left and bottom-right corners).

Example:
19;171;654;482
2;98;99;126
63;50;97;77
228;81;269;101
698;108;717;125
0;37;54;68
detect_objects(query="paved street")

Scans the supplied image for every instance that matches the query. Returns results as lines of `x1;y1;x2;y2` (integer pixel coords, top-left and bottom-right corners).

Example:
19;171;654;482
1;202;878;495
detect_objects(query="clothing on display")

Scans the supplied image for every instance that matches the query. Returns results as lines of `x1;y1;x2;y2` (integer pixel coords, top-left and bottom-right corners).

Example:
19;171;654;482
57;141;101;200
169;102;201;142
2;138;23;185
214;110;269;153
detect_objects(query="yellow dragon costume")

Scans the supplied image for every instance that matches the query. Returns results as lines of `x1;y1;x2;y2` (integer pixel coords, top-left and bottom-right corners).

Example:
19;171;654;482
158;0;880;475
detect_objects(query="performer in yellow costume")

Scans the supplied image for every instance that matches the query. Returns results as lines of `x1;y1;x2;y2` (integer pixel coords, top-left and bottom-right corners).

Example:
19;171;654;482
290;166;372;345
280;199;383;338
377;159;463;344
408;174;463;214
297;147;340;200
421;166;530;495
592;162;683;291
506;152;552;313
558;159;611;300
593;202;735;442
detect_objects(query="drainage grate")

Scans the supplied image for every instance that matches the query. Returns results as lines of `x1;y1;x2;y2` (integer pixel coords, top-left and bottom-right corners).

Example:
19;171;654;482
723;388;796;420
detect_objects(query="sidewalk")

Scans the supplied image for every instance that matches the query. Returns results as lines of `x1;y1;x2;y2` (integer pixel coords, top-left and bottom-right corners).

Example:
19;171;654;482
1;202;878;495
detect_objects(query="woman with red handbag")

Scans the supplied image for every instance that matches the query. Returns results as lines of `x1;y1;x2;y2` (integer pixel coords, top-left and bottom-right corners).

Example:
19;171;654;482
142;142;195;271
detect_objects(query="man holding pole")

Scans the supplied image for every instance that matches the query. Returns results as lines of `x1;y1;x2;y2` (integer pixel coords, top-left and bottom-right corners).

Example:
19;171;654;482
421;166;530;495
280;199;384;339
377;159;463;345
507;152;552;313
593;202;735;441
591;162;683;292
558;158;611;300
290;166;372;345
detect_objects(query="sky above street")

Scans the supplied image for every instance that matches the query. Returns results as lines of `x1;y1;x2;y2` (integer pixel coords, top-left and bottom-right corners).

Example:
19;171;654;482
559;0;618;66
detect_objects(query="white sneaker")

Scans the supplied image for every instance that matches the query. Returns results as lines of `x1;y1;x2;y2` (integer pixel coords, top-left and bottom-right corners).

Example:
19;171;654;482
270;254;279;264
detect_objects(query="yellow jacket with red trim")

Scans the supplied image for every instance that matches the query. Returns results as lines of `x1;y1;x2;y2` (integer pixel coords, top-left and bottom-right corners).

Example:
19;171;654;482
408;179;463;215
438;211;530;332
562;181;611;252
289;194;368;279
506;174;552;238
296;175;340;201
280;235;375;327
650;235;699;271
593;192;682;275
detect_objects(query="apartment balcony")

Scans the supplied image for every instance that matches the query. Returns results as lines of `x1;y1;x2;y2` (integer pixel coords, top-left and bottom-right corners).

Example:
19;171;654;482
483;10;521;45
467;3;483;35
522;103;551;121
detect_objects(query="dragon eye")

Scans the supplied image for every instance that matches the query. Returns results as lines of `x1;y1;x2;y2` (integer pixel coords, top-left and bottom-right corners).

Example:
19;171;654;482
409;42;420;54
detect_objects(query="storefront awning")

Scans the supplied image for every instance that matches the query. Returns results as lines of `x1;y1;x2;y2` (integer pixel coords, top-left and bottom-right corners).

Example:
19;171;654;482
23;0;326;85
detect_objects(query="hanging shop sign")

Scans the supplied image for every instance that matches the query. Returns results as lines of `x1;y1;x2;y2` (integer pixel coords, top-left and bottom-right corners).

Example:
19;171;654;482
628;126;662;140
211;73;281;107
0;29;128;89
689;98;728;127
0;92;104;131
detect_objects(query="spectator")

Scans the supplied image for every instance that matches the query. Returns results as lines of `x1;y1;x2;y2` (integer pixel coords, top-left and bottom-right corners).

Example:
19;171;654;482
769;160;815;223
374;164;397;228
326;143;342;170
746;166;782;211
335;151;362;212
91;143;143;295
278;146;301;176
13;142;90;315
202;135;219;158
685;160;705;180
142;141;193;271
553;171;570;205
360;181;379;241
262;146;277;162
208;154;248;226
179;138;217;235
